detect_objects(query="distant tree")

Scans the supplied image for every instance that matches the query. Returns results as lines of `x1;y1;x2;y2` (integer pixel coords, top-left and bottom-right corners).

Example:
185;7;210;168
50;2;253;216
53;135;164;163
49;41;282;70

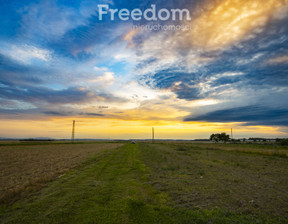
210;134;218;143
220;133;230;143
210;133;230;143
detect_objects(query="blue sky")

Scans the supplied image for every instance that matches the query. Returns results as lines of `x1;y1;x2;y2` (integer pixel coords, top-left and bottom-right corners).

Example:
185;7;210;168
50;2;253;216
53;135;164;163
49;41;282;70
0;0;288;138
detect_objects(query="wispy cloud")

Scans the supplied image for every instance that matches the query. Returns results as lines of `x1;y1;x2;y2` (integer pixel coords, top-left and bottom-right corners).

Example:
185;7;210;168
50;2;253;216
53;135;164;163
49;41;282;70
267;55;288;64
92;72;115;85
0;44;52;64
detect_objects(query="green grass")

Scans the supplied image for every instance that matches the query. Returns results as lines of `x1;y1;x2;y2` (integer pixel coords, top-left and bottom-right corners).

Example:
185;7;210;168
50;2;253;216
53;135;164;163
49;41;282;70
1;143;287;223
139;143;288;223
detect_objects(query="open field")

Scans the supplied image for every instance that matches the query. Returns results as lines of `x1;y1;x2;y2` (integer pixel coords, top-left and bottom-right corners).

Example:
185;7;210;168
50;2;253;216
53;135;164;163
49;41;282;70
191;142;288;157
0;142;123;204
0;142;288;223
140;143;288;222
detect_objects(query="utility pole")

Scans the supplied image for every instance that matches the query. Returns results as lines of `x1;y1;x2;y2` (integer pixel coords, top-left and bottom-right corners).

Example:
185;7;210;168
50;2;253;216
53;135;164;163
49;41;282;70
72;120;75;142
231;128;233;139
152;127;154;143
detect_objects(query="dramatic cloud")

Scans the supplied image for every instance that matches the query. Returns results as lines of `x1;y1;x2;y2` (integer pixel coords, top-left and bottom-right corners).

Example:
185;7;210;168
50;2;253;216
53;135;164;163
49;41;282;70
185;106;288;126
187;0;288;50
0;0;288;138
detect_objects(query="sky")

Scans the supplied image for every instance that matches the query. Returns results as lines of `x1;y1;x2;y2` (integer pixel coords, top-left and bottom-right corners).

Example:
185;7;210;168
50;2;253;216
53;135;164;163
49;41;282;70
0;0;288;139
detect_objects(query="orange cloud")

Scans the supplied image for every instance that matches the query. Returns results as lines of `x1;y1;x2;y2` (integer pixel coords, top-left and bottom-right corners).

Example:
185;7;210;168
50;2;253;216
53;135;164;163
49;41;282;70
267;55;288;64
188;0;288;50
123;29;139;47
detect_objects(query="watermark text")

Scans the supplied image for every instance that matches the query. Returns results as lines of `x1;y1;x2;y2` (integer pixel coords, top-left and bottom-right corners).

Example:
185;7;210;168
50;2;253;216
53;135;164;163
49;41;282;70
98;4;192;21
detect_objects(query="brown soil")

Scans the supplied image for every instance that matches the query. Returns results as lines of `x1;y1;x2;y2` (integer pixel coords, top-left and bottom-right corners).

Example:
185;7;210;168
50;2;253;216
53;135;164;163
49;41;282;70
0;142;122;204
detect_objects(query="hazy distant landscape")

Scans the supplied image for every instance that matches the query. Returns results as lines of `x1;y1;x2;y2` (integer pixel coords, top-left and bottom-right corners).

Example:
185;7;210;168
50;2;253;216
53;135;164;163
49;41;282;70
1;141;287;223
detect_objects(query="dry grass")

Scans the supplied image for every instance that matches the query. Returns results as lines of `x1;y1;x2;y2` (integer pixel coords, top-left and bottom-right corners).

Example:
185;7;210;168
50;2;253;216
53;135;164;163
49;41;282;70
140;142;288;220
194;143;288;157
0;142;122;204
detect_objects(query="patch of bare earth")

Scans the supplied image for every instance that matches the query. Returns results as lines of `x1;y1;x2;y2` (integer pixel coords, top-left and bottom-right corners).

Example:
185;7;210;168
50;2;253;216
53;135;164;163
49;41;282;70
0;143;122;204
